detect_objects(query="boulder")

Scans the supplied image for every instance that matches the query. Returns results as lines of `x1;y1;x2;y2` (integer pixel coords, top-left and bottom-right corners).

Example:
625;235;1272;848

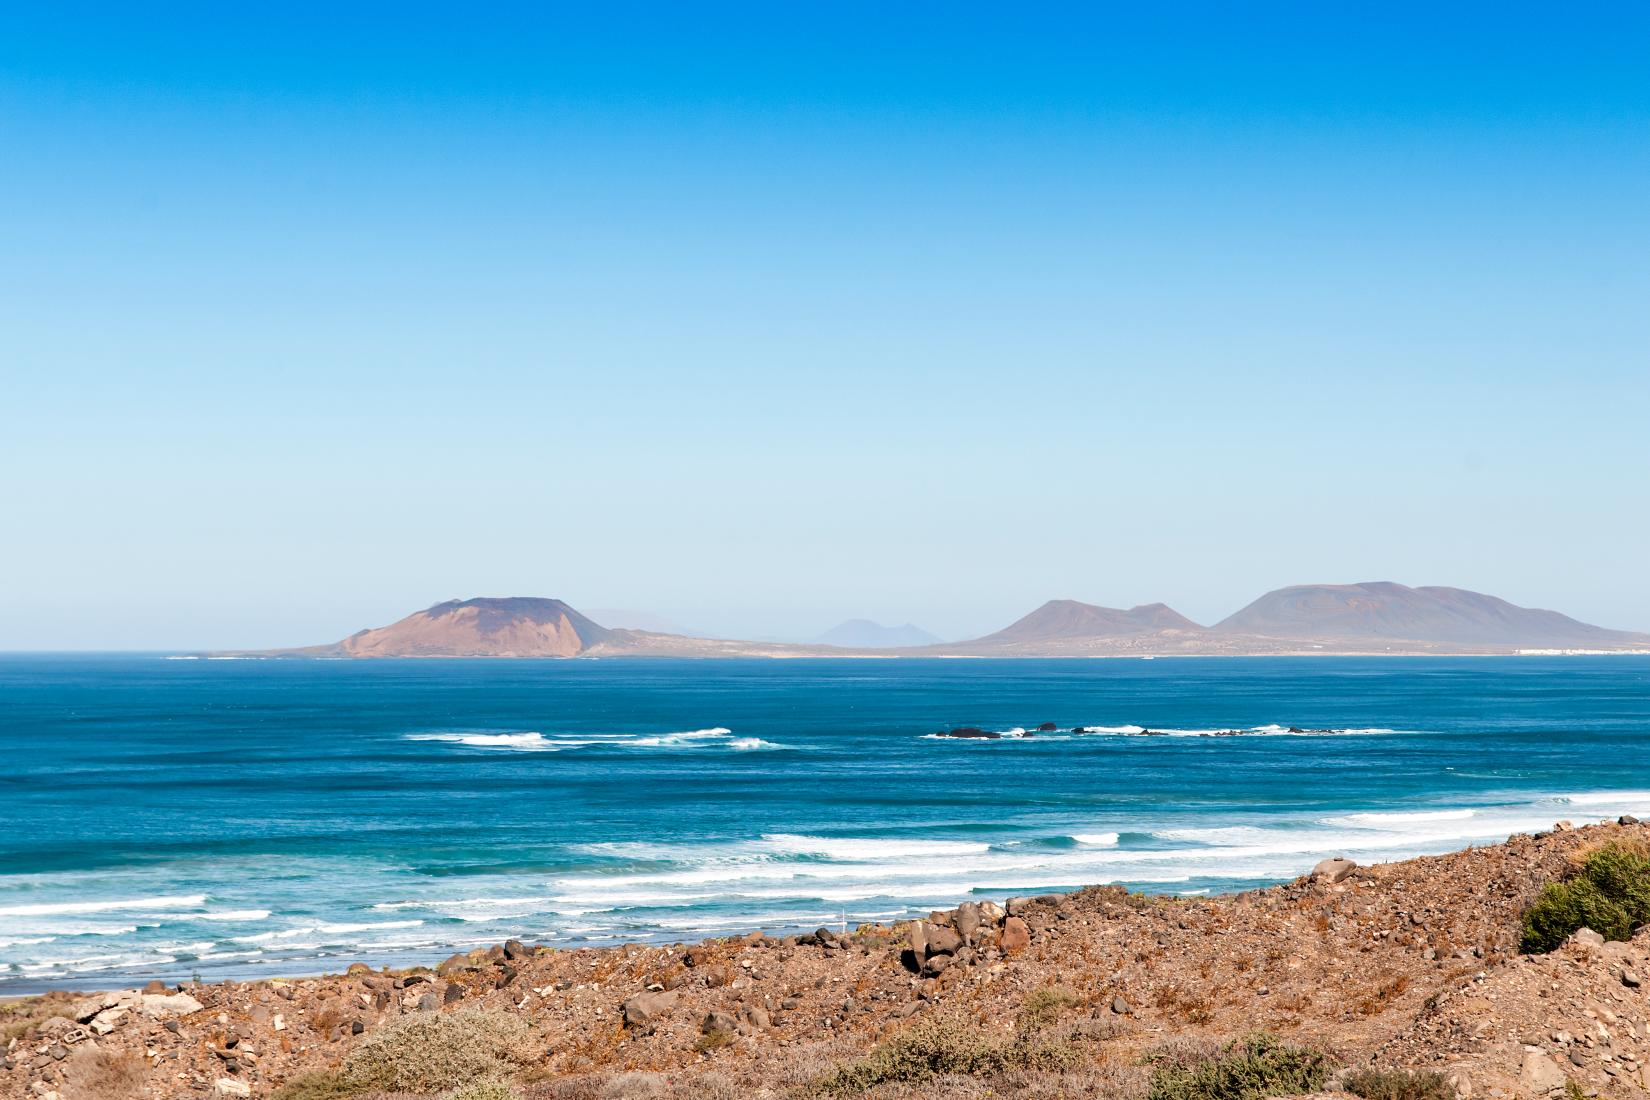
978;900;1005;927
1520;1050;1568;1096
622;990;680;1029
921;952;954;977
1620;815;1640;826
701;1010;738;1035
1111;995;1133;1015
926;924;962;957
1000;916;1031;954
907;921;929;960
954;902;983;945
1311;857;1357;884
436;952;475;976
503;939;529;961
213;1081;252;1098
1570;928;1606;949
138;993;203;1019
1035;722;1058;732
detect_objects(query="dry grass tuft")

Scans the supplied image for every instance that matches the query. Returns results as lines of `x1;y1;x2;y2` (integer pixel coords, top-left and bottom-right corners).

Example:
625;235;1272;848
60;1048;147;1100
340;1009;538;1093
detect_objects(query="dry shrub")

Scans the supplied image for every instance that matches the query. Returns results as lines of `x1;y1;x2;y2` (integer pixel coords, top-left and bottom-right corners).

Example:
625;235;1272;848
270;1071;358;1100
60;1048;146;1100
1;995;78;1045
445;1081;526;1100
340;1009;538;1093
816;1018;1083;1093
1018;985;1081;1029
1342;1066;1455;1100
525;1071;741;1099
1354;974;1412;1017
1147;1032;1330;1100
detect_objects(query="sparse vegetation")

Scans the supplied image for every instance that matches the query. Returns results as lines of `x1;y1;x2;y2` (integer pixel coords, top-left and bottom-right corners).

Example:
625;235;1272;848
693;1026;736;1052
1342;1066;1456;1100
1520;840;1650;953
337;1009;538;1093
815;1017;1083;1093
444;1080;524;1100
60;1048;146;1100
1147;1032;1331;1100
1019;984;1081;1029
270;1071;359;1100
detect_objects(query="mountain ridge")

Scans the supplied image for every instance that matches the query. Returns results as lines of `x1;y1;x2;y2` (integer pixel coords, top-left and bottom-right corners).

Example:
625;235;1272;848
248;584;1650;658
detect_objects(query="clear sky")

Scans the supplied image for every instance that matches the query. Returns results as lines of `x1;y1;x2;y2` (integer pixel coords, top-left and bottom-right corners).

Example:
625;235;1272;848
3;2;1648;648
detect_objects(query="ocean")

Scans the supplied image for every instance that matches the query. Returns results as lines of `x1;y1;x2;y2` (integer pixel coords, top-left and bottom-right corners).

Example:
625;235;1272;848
2;654;1647;993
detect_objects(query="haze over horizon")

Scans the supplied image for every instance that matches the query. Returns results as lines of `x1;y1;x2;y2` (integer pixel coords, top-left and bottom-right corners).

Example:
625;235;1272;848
4;3;1648;650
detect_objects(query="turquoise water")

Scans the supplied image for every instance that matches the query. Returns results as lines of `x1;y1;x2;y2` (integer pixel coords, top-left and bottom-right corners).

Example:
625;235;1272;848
2;654;1648;992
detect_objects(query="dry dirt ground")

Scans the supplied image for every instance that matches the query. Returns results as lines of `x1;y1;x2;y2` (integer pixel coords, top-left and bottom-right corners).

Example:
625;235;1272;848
5;820;1648;1100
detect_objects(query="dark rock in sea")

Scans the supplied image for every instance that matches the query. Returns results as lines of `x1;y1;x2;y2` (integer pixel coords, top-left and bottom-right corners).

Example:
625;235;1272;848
1035;722;1057;732
941;727;999;739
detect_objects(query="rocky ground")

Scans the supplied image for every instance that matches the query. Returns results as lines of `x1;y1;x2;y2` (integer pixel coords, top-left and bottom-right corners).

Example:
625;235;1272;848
4;819;1647;1100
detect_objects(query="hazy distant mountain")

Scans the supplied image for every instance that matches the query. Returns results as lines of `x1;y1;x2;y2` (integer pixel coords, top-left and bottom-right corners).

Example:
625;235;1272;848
981;600;1205;642
253;584;1650;659
930;599;1221;656
816;619;941;648
303;597;612;657
1214;581;1650;649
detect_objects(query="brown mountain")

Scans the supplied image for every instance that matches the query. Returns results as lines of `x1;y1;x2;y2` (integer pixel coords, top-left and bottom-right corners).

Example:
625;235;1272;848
1214;581;1650;649
981;599;1205;642
308;597;613;657
932;599;1222;656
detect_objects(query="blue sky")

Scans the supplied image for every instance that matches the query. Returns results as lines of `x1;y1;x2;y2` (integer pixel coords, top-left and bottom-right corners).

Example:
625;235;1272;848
3;3;1648;647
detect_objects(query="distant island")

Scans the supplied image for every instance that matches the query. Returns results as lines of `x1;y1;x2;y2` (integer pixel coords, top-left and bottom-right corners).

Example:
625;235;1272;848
232;581;1650;659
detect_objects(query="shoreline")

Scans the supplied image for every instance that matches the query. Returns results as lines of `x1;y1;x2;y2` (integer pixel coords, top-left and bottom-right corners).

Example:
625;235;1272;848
6;820;1649;1099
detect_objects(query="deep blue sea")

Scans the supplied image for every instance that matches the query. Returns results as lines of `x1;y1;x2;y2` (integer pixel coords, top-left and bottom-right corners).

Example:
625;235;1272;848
2;654;1648;993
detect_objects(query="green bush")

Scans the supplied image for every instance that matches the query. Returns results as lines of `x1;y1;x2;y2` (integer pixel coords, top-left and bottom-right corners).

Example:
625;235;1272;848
1148;1032;1330;1100
338;1009;538;1093
816;1018;1080;1093
1342;1066;1455;1100
1520;842;1650;953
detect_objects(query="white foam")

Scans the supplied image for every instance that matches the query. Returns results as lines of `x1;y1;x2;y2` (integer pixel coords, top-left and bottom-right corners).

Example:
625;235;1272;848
763;834;992;860
0;894;207;917
1556;791;1650;808
1153;825;1274;844
630;728;734;746
194;909;271;922
1326;809;1477;828
728;737;784;751
1072;832;1120;846
407;732;557;751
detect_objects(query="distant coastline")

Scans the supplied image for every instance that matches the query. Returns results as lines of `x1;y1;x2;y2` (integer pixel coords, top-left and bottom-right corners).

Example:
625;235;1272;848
210;582;1650;660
